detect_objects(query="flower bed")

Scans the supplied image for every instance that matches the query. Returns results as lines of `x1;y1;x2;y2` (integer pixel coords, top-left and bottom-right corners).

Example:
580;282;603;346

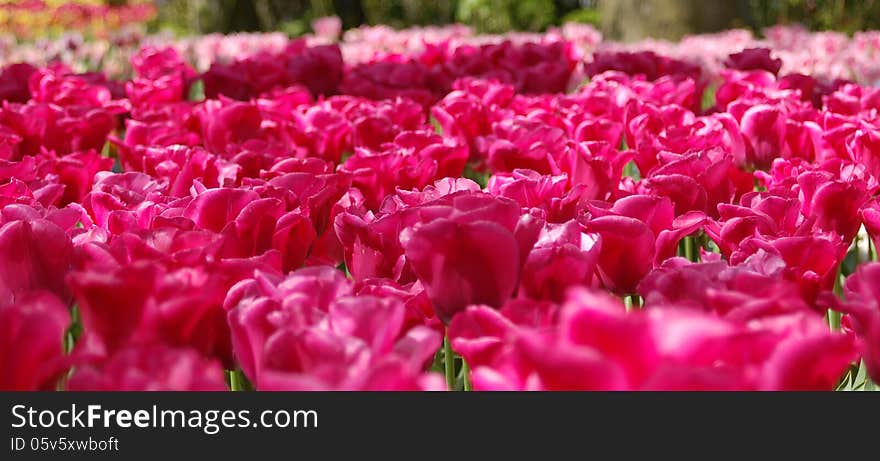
2;20;880;391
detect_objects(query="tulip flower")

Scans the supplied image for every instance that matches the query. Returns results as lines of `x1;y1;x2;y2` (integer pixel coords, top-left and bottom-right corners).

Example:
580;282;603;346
0;290;70;390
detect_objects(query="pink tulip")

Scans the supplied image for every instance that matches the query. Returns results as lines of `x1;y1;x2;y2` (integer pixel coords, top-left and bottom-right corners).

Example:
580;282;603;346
203;41;343;100
451;287;856;390
640;148;753;218
0;290;70;390
739;104;787;170
341;130;467;211
312;16;342;41
582;195;704;294
837;263;880;382
486;169;585;222
0;63;37;103
724;48;782;76
0;206;74;305
400;192;538;322
586;51;702;82
638;257;817;321
863;200;880;251
68;343;227;391
519;220;601;302
335;178;481;282
226;267;442;390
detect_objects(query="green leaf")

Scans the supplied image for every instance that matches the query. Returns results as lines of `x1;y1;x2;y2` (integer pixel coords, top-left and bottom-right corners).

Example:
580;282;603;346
701;84;718;112
429;349;445;374
429;115;443;135
188;79;205;102
336;261;352;279
622;160;640;181
562;8;601;27
463;164;490;189
841;242;860;277
64;305;82;354
853;360;869;391
226;369;254;391
704;239;721;254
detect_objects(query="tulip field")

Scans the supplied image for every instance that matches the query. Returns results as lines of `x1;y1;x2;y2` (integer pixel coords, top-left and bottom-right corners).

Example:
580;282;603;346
3;18;880;391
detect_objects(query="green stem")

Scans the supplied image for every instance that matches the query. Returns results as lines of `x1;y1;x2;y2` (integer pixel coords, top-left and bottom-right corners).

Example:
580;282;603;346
683;236;696;262
833;263;843;297
228;369;252;391
64;305;81;355
854;235;862;267
444;333;456;391
869;238;877;262
626;294;642;310
462;360;472;391
229;370;241;391
697;233;709;252
828;263;844;330
827;310;841;330
64;331;75;355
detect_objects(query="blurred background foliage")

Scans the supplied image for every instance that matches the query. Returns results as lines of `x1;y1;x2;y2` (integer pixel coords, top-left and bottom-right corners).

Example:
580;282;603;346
150;0;571;36
7;1;880;41
151;0;880;39
749;0;880;34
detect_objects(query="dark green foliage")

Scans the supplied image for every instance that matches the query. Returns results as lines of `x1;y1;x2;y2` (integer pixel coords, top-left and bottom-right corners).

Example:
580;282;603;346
750;0;880;34
151;0;879;37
